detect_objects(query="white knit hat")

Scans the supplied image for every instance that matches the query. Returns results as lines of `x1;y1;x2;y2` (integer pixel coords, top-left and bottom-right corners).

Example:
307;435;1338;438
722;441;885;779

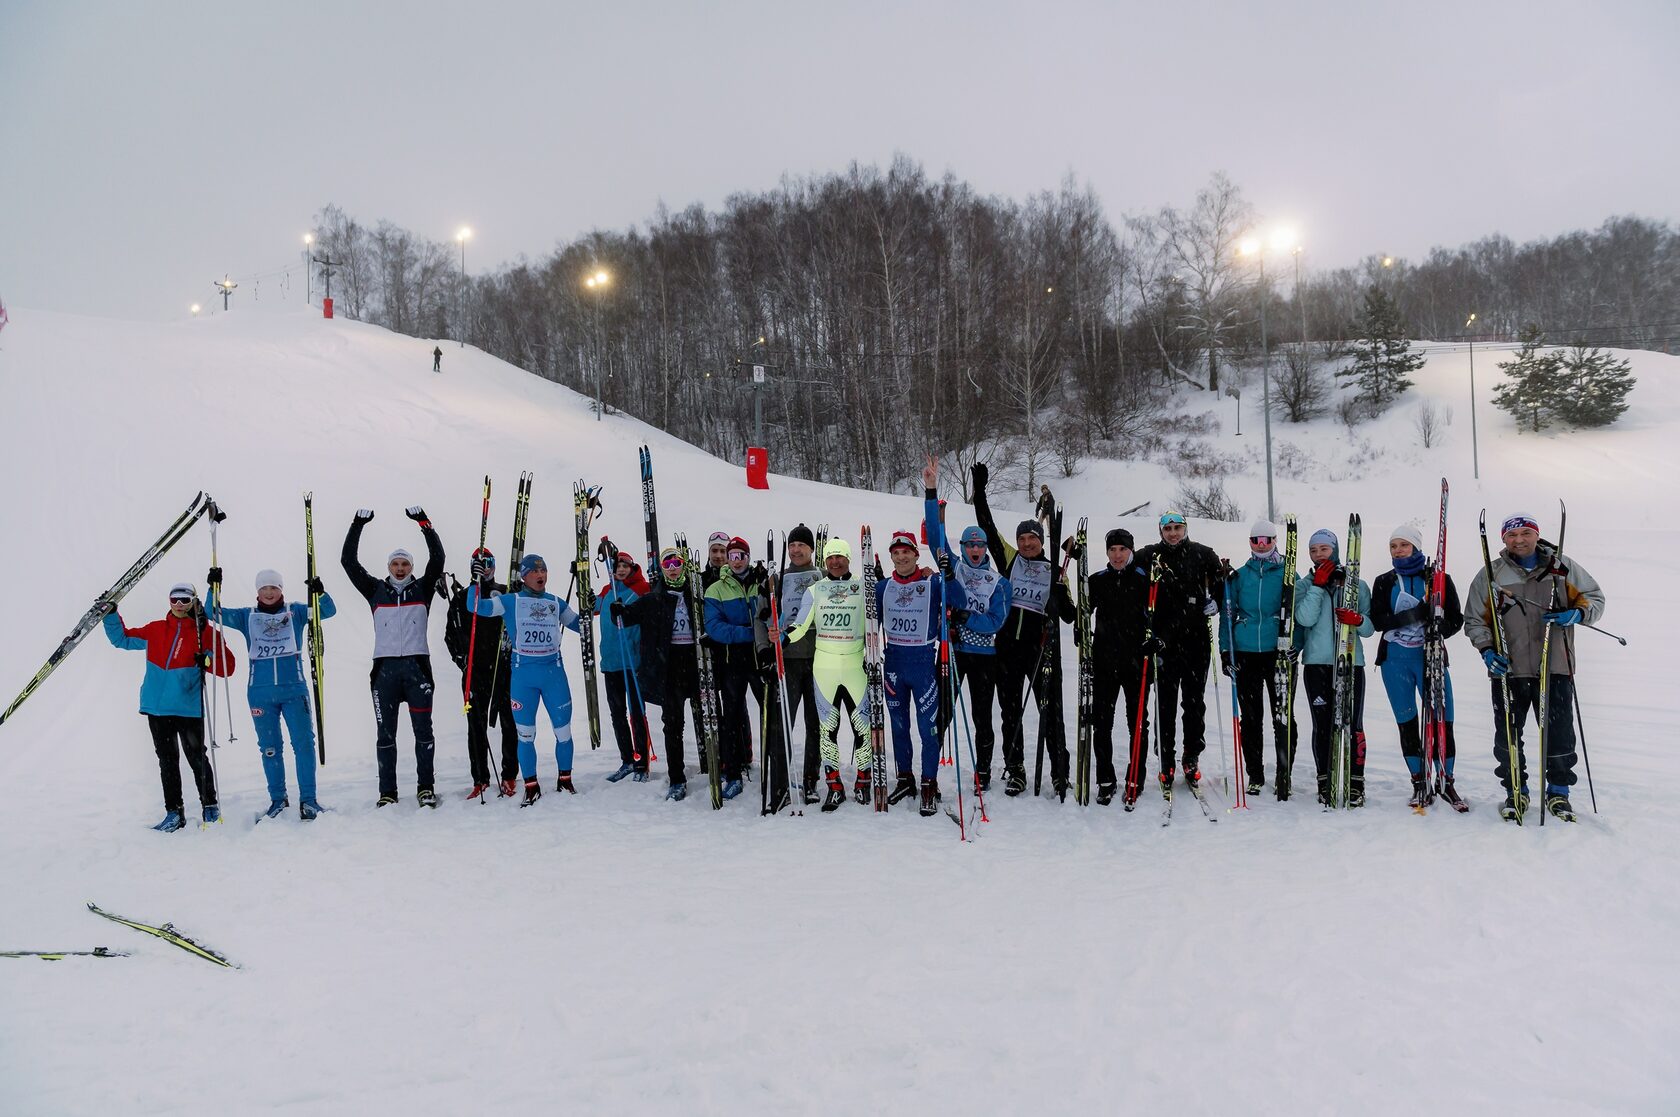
168;582;196;600
255;569;284;591
388;548;414;564
1389;523;1425;553
1249;519;1280;539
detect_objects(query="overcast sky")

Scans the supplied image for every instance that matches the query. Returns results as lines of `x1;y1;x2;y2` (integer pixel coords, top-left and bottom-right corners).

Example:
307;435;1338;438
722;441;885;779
3;0;1676;321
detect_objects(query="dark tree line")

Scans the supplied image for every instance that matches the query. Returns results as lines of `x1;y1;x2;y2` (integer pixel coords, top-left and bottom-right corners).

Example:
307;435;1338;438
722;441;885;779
311;162;1676;493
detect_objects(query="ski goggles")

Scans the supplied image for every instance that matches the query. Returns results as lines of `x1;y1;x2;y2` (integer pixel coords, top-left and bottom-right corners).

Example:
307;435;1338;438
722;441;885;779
1159;512;1187;527
661;554;686;571
169;595;193;604
1249;536;1275;544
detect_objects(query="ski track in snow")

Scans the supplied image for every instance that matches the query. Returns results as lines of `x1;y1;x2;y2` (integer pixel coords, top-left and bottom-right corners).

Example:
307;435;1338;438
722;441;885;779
1;309;1677;1114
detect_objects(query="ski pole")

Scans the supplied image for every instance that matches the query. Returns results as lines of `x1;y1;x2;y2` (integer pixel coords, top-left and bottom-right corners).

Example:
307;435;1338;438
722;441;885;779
1579;622;1627;646
1563;638;1599;814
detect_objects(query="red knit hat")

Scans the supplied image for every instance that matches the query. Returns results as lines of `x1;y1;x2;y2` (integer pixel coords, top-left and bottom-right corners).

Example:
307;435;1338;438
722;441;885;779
889;531;918;553
727;536;751;558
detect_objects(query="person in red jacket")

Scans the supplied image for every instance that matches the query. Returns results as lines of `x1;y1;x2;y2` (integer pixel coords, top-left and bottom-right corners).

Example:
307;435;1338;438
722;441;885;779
102;581;236;831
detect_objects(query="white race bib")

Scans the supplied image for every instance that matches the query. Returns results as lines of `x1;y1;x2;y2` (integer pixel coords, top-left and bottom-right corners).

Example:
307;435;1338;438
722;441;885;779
883;577;934;647
513;595;561;657
1011;556;1051;615
248;609;298;661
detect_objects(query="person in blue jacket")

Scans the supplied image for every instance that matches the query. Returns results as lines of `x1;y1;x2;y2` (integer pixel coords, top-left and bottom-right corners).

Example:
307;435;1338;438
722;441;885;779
466;552;582;806
595;545;653;784
923;463;1009;791
206;565;334;820
102;582;236;831
1217;519;1299;799
1294;528;1375;806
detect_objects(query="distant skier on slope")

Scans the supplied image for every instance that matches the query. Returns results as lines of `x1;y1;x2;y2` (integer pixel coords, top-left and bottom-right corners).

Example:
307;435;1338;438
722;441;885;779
1218;519;1299;799
1132;511;1223;796
1464;512;1605;823
467;554;583;805
207;566;335;820
101;583;235;831
616;548;701;801
1293;528;1373;806
341;506;446;808
433;346;443;372
777;536;873;811
1369;523;1467;811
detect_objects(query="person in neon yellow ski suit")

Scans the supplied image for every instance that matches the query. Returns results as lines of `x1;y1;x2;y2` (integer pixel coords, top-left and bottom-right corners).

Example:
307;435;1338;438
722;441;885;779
780;537;873;811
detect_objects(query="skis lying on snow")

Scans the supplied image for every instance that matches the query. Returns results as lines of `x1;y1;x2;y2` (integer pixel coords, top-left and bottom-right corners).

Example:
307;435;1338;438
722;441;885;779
86;902;237;968
1;947;129;960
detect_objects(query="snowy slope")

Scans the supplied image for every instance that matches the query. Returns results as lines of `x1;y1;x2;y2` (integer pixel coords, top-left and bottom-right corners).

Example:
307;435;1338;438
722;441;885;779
1;308;1676;1115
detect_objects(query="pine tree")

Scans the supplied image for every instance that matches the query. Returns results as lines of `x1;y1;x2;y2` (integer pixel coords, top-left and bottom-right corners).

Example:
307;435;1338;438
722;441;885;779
1493;325;1563;432
1337;285;1423;410
1553;341;1635;427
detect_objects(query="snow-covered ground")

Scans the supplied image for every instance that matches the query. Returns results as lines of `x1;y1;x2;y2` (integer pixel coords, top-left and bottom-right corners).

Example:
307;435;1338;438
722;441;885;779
1;308;1676;1114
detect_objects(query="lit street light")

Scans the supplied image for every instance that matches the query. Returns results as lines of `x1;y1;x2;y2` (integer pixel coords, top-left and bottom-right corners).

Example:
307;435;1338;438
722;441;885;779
1466;312;1480;480
1238;227;1298;523
585;269;611;421
190;304;201;316
456;227;472;348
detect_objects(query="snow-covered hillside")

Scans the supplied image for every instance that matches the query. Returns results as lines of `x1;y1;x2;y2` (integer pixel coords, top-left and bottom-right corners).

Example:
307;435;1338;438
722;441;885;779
1;308;1675;1114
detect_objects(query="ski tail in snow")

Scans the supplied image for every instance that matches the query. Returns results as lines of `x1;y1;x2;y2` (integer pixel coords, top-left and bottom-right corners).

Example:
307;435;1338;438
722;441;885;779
86;902;236;968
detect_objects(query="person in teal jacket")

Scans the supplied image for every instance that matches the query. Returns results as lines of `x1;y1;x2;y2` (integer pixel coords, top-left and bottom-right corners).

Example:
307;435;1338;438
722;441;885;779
102;582;236;831
1293;528;1374;806
595;546;654;783
1217;520;1298;798
207;566;335;820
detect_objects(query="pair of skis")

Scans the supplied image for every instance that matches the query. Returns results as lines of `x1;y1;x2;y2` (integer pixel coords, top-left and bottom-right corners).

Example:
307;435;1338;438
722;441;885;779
861;527;889;811
1330;515;1364;808
573;481;604;751
677;535;724;808
27;903;237;968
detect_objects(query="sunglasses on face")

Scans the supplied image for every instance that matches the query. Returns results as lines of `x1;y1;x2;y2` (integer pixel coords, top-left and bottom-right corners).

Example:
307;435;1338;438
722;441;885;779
170;597;192;605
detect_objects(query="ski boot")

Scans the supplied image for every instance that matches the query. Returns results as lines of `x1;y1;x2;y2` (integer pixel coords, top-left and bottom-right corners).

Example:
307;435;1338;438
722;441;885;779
975;770;992;793
1408;773;1432;811
1498;790;1529;822
888;771;918;806
919;777;940;817
555;771;577;795
631;769;650;783
665;782;687;802
1545;792;1577;823
1051;774;1070;801
1436;776;1469;813
1003;767;1028;797
1316;775;1332;808
1183;765;1201;789
498;778;518;798
800;785;822;807
1158;772;1174;801
201;805;222;827
1275;773;1291;802
1347;776;1366;808
152;810;186;833
467;783;490;801
821;769;846;813
606;763;635;783
299;799;326;820
261;798;290;820
520;778;543;807
376;794;399;808
1245;778;1264;796
764;786;790;815
853;772;872;805
1096;781;1117;806
722;778;744;800
417;788;439;809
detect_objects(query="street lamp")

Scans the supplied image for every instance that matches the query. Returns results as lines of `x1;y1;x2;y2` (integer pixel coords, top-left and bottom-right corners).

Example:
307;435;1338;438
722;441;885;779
456;227;472;348
303;234;314;303
1238;229;1295;523
585;269;611;421
190;304;201;317
1466;312;1480;480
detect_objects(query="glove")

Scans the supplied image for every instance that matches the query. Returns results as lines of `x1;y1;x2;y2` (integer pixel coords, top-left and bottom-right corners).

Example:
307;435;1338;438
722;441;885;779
1481;647;1510;677
1311;562;1334;587
354;508;375;524
1334;608;1364;627
98;600;117;617
949;607;971;628
405;505;429;525
1219;650;1234;678
971;462;988;493
1202;598;1218;617
1061;536;1081;560
206;566;222;588
608;602;626;624
470;555;489;581
305;576;325;596
937;551;953;578
756;644;777;677
1543;608;1582;627
1141;635;1164;657
873;556;884;580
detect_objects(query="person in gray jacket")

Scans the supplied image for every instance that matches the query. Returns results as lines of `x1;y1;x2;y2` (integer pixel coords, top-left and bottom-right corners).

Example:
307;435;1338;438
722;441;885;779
1464;512;1605;822
1294;528;1374;806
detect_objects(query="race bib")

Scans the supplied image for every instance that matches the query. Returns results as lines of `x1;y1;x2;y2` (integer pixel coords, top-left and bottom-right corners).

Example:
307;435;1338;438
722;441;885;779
884;578;934;647
513;596;561;656
1011;556;1051;615
248;610;298;661
670;592;695;646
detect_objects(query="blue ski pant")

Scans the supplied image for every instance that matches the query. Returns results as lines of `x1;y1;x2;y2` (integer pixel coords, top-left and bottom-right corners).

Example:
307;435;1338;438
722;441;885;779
250;684;317;802
885;647;940;780
1378;643;1456;723
509;658;574;779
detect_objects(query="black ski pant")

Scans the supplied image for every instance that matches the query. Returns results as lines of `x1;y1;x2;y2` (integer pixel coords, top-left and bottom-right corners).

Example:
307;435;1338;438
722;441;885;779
465;665;517;786
1304;664;1366;783
1492;675;1578;796
1233;650;1298;787
758;667;797;809
1154;636;1210;776
1093;657;1146;790
715;653;754;781
660;646;698;788
372;656;436;799
604;668;654;773
148;714;216;814
782;656;821;793
955;650;999;778
998;636;1067;781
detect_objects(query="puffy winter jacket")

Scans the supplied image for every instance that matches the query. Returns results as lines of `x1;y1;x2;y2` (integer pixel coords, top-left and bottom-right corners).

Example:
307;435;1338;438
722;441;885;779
704;565;763;669
623;579;698;707
1218;554;1289;654
1293;575;1374;666
594;579;643;674
1133;539;1224;645
1087;560;1151;662
103;609;235;717
1464;545;1604;677
207;592;336;692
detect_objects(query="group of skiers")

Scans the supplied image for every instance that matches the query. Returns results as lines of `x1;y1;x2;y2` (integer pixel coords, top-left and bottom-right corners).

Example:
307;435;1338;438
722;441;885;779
100;467;1606;831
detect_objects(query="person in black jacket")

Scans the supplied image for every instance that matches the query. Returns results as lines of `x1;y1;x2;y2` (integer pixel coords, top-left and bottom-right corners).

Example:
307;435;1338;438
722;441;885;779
971;463;1078;799
341;505;446;808
1369;523;1467;811
1133;510;1225;792
618;547;701;802
445;548;518;800
1086;528;1153;805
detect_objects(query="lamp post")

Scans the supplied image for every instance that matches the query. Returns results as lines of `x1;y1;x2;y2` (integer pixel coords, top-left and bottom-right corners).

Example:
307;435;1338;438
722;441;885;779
190;304;201;317
456;228;471;347
1466;312;1480;480
303;233;314;303
585;269;610;421
1239;227;1295;523
214;276;238;311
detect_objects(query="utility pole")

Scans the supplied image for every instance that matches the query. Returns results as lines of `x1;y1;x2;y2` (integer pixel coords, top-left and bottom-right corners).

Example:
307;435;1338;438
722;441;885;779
312;254;340;302
214;276;238;311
